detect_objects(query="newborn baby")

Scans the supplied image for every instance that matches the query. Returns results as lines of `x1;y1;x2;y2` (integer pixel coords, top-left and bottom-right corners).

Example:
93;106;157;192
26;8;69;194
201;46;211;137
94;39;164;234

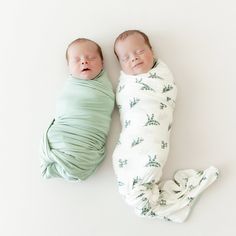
112;30;219;223
41;38;114;181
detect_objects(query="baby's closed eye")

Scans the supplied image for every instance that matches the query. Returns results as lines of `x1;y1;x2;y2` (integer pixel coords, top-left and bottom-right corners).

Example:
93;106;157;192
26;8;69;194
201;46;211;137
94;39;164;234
86;55;97;61
121;55;129;62
136;49;145;55
72;57;80;63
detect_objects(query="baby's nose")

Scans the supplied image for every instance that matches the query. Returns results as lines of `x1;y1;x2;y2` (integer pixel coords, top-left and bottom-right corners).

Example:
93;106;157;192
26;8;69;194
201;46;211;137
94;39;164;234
131;56;139;62
81;60;88;64
81;58;88;64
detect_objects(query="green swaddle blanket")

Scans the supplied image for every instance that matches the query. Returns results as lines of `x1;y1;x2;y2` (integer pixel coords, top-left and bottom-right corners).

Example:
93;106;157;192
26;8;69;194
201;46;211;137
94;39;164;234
41;70;114;181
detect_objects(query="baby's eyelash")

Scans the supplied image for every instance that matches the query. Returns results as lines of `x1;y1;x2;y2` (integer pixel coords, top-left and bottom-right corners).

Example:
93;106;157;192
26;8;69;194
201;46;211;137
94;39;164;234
73;58;80;62
87;56;96;60
136;49;145;55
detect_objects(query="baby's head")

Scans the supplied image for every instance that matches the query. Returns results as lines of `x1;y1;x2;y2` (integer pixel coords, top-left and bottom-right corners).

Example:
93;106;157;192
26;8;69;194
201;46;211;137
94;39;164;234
66;38;103;80
114;30;155;75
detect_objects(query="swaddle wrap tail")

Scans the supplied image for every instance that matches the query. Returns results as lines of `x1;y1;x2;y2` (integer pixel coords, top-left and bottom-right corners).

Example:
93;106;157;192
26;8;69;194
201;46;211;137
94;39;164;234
41;71;114;181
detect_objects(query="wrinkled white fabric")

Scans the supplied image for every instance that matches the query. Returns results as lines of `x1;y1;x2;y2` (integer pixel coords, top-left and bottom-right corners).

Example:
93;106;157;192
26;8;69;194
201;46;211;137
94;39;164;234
112;60;219;223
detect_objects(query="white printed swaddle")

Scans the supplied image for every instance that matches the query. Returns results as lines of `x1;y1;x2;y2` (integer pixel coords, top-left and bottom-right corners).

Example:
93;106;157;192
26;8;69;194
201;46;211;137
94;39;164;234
112;59;219;223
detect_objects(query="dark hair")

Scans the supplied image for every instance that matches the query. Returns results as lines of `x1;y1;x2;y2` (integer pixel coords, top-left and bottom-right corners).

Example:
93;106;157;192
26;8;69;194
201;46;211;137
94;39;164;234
66;38;103;62
114;30;152;59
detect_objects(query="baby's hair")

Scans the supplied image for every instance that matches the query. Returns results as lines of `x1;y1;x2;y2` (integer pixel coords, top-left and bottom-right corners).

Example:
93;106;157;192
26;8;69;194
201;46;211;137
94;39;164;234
66;38;103;62
114;30;152;59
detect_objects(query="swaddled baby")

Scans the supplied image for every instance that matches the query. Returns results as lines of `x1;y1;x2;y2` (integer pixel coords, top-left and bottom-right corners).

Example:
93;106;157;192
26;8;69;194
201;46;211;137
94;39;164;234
41;38;114;181
112;30;219;223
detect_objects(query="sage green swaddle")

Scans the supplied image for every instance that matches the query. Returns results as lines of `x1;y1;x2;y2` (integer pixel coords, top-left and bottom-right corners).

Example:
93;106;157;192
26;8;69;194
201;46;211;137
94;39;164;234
41;71;114;181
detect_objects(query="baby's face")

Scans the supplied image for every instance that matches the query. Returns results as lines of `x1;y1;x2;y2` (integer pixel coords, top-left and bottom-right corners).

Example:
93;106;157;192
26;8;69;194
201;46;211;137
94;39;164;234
115;33;154;75
67;41;103;80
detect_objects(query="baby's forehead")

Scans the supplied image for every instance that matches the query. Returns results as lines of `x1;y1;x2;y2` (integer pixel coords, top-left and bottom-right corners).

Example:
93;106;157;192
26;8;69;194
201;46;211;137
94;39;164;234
69;41;99;53
118;33;146;47
116;34;147;52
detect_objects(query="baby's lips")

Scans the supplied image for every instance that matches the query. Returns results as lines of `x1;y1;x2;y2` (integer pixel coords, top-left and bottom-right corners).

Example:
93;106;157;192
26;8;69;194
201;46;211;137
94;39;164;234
133;62;143;68
81;68;91;72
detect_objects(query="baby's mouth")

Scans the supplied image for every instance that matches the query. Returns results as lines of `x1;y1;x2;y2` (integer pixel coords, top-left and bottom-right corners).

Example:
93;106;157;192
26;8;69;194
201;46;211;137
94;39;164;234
133;62;143;68
81;68;90;72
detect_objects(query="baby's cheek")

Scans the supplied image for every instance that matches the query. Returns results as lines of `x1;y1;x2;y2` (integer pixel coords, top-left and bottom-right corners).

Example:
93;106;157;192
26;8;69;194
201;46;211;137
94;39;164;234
121;63;129;72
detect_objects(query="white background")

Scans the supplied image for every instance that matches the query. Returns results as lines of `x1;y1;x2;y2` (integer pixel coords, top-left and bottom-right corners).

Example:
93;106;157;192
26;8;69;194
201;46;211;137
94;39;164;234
0;0;235;235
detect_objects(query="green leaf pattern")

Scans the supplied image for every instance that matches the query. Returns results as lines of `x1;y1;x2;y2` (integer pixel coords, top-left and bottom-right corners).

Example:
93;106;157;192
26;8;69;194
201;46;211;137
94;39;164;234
131;137;144;147
124;120;131;128
160;102;167;109
132;176;142;187
144;114;160;126
161;141;168;149
145;155;161;168
129;97;140;108
118;84;125;93
118;159;128;168
136;78;155;91
162;85;173;93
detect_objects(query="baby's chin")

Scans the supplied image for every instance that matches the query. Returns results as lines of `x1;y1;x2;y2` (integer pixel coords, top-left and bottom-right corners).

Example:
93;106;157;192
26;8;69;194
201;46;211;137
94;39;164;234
125;66;152;76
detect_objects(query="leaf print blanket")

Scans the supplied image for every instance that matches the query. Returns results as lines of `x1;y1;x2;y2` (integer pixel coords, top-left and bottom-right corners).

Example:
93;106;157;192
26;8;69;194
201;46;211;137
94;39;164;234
112;60;219;223
41;71;114;181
